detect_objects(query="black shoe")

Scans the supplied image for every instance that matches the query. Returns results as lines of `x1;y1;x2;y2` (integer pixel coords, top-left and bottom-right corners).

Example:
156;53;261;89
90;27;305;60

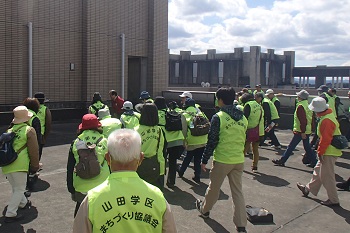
272;159;285;166
195;199;209;218
320;199;340;207
237;227;247;233
5;214;24;223
336;181;350;191
20;200;32;209
251;166;258;172
192;176;200;183
166;182;175;188
306;163;316;168
24;191;31;198
296;182;309;197
176;165;183;178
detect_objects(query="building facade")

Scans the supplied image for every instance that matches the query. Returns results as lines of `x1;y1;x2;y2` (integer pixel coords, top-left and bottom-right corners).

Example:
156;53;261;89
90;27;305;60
0;0;168;109
169;46;295;88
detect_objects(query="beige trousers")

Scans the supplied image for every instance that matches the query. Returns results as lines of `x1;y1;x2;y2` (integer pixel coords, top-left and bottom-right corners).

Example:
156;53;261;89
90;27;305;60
306;155;339;203
202;161;247;228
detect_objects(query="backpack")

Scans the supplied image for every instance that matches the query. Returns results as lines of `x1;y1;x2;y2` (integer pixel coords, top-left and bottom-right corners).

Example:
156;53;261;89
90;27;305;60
74;137;104;179
0;125;27;167
189;111;210;136
163;110;182;131
91;104;106;117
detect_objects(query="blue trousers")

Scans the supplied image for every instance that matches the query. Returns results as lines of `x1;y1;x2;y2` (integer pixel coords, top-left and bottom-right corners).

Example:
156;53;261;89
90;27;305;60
280;133;317;164
179;147;205;179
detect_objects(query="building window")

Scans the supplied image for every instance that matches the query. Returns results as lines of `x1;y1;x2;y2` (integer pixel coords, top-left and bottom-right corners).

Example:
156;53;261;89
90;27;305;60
175;62;179;78
265;61;270;85
193;63;197;83
218;61;224;84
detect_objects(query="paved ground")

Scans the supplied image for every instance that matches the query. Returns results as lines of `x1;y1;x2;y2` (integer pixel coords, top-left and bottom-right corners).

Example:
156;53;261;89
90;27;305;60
0;122;349;233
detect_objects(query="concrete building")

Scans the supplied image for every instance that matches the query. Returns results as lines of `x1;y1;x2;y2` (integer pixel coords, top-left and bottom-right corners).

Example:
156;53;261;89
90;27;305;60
169;46;295;88
0;0;168;110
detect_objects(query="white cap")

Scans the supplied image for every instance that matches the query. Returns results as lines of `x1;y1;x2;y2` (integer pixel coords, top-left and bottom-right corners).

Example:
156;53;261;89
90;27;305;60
122;101;133;110
179;91;192;99
309;97;329;113
265;89;274;95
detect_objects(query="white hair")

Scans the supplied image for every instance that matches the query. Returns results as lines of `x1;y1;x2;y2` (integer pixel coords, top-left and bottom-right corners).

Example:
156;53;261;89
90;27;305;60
107;129;141;164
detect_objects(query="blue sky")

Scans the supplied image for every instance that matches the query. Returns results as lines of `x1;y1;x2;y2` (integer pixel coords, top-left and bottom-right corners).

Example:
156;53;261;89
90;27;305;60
168;0;350;67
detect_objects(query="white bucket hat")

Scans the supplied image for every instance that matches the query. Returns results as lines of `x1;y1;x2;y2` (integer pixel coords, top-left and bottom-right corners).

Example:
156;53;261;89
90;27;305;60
308;97;329;113
12;106;33;124
98;108;110;119
179;91;192;99
265;89;274;95
122;101;133;110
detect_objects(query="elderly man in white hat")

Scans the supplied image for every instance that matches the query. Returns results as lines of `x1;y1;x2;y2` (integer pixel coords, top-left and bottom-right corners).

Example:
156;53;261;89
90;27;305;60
265;89;280;114
120;101;141;129
296;97;342;206
98;108;122;138
1;106;39;223
272;90;317;167
179;91;192;107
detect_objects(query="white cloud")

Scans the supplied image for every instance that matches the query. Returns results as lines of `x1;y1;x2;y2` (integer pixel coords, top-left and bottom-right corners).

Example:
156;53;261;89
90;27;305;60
168;0;350;66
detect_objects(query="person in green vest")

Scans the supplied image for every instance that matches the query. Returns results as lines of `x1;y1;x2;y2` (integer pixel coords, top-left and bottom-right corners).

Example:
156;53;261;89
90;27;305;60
139;91;154;103
318;85;337;117
328;88;341;117
296;97;342;206
241;93;264;172
253;84;264;95
135;103;166;191
260;93;281;149
272;90;317;167
197;87;248;233
98;108;122;138
177;98;208;183
34;92;52;161
154;97;186;188
72;129;177;233
88;92;109;116
168;101;183;113
2;106;39;223
244;85;253;94
67;114;110;217
120;101;141;129
265;89;280;114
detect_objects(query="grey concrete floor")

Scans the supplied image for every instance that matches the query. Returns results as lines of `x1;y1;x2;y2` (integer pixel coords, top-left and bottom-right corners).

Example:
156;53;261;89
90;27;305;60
0;122;349;233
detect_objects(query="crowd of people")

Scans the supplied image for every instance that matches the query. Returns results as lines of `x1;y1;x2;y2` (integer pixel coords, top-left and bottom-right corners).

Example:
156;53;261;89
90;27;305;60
1;85;349;232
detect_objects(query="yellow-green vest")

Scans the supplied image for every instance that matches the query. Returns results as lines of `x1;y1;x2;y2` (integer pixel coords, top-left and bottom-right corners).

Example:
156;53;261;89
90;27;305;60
317;113;342;157
324;93;336;115
135;125;165;175
183;106;208;146
258;108;265;136
2;123;31;174
263;98;279;120
72;130;110;193
100;116;122;138
293;100;312;134
213;111;248;164
246;101;262;129
120;112;140;129
89;101;108;115
253;90;264;95
37;104;47;135
158;110;184;143
28;109;37;126
88;172;166;233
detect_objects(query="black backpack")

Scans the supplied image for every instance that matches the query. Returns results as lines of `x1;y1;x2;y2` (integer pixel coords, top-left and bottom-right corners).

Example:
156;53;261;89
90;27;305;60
162;110;182;131
91;104;106;117
0;125;27;167
74;137;104;179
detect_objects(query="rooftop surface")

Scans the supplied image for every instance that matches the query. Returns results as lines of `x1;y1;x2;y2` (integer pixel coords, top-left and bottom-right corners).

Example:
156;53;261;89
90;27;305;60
0;122;349;233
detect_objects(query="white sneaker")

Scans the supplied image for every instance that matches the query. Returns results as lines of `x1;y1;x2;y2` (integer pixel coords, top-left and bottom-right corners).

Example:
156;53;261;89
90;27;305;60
271;145;281;149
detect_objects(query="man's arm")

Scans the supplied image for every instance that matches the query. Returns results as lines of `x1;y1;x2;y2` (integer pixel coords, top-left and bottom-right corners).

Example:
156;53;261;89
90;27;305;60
317;118;336;156
296;105;307;133
43;107;52;143
243;104;251;119
73;196;93;233
67;141;76;194
162;201;177;233
202;114;220;164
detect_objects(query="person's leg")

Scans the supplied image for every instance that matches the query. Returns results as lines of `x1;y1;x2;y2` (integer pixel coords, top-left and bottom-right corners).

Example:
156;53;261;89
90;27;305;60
178;149;194;176
280;133;302;163
201;162;229;213
269;127;281;146
306;160;323;196
5;172;28;217
39;143;44;161
252;141;260;169
320;156;339;203
193;147;205;180
302;135;317;165
227;163;247;229
243;141;250;156
167;146;184;186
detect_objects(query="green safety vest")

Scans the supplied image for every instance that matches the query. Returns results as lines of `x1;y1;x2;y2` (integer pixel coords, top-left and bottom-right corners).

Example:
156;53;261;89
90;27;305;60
246;101;263;129
2;123;31;174
72;130;110;193
263;98;279;120
120;112;140;129
28;109;37;126
324;93;336;115
258;108;265;136
37;104;47;135
100;116;122;138
253;90;264;95
88;172;166;233
89;101;108;115
293;100;312;134
271;96;279;104
135;125;165;175
158;110;184;143
317;113;342;156
183;106;208;146
213;111;247;164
